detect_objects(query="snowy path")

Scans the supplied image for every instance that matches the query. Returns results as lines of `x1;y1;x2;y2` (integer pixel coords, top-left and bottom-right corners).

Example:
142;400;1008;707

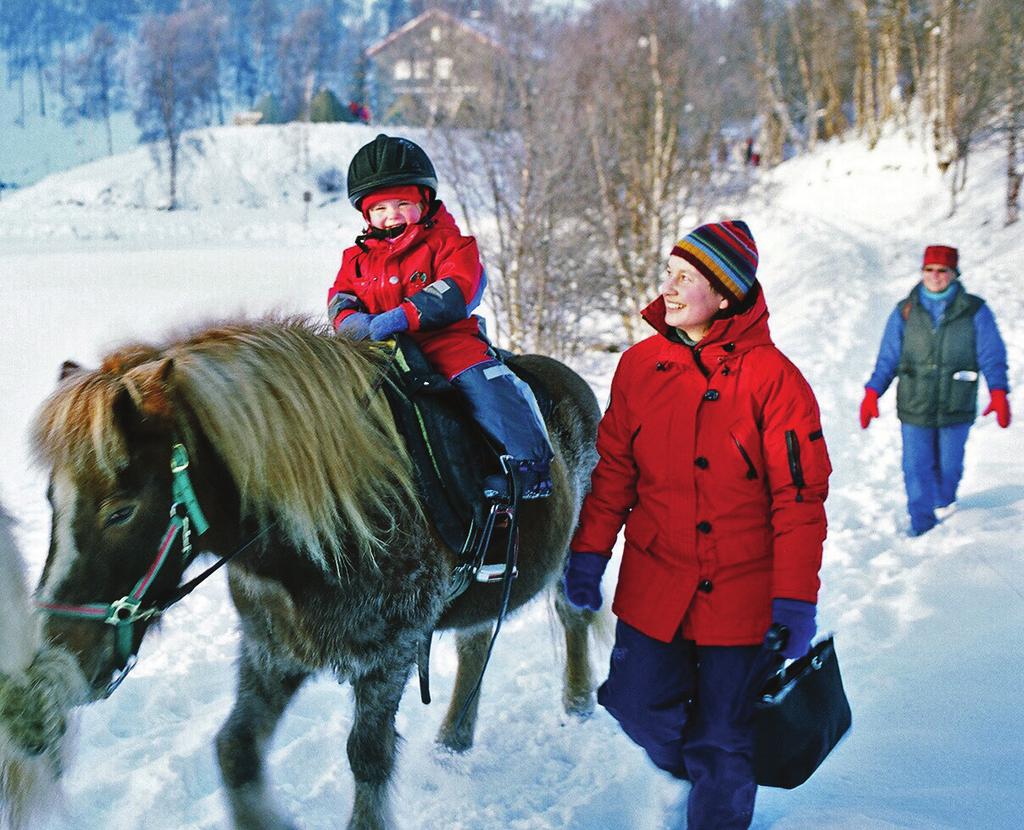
0;124;1021;829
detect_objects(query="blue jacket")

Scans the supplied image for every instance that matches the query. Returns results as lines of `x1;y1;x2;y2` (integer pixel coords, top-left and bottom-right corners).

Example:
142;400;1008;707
867;282;1009;403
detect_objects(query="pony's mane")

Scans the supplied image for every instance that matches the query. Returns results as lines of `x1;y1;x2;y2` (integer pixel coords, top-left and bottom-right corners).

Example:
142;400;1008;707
32;318;422;574
31;346;158;484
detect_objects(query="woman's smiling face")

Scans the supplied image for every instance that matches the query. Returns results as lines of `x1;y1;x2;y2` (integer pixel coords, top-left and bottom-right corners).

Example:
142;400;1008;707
660;255;730;340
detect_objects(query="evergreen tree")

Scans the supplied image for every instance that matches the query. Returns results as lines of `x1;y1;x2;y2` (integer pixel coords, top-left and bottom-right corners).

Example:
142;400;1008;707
309;87;346;121
255;91;284;123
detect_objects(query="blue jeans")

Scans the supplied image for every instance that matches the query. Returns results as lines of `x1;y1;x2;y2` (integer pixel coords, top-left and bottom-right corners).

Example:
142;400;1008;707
597;620;763;830
901;422;972;534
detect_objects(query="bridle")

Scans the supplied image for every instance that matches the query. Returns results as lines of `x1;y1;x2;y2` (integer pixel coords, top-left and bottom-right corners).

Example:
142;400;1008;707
36;442;212;697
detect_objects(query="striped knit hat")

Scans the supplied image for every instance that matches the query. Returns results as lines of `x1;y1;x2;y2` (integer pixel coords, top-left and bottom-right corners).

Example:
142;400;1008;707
671;220;758;302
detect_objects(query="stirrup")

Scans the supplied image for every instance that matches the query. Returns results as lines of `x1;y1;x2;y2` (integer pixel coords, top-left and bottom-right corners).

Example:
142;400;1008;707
476;562;517;582
471;498;519;583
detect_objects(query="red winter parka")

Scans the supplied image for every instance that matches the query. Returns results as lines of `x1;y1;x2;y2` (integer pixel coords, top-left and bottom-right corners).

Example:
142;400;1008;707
328;202;489;377
571;287;830;645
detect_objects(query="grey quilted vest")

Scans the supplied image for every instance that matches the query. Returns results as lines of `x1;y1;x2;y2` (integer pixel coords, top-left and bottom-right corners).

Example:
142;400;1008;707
895;286;984;427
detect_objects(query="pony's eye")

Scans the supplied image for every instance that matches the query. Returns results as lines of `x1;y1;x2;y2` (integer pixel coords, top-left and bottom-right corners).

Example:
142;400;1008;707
103;505;136;528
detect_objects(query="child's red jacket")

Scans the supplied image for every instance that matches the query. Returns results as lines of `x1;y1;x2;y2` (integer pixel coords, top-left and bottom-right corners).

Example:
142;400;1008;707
571;288;831;645
327;202;488;377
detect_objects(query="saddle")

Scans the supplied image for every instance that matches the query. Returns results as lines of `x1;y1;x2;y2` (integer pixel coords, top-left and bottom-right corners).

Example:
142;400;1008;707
379;334;551;576
380;335;554;708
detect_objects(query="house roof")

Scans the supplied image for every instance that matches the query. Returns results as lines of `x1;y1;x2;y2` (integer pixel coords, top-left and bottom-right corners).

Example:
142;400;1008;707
366;8;503;57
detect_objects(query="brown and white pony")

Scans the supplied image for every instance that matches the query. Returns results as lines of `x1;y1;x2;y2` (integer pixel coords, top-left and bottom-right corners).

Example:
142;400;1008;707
29;317;602;830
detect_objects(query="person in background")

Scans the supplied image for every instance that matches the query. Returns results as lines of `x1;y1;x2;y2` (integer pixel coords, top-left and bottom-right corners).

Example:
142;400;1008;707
860;244;1010;536
563;221;831;830
327;134;552;499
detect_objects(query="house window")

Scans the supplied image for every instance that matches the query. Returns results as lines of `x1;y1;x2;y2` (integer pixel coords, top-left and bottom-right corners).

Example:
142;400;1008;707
430;26;442;42
435;57;453;80
414;60;430;79
394;60;411;80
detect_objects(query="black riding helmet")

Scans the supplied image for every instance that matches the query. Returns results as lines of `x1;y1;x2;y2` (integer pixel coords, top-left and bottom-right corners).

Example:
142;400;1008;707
346;134;438;209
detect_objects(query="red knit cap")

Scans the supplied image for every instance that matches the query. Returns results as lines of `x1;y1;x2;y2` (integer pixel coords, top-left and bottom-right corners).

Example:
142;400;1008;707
922;245;958;272
361;185;427;220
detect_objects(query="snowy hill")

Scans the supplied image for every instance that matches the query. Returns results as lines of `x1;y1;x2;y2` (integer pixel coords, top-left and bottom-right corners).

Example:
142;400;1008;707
0;122;1021;829
0;122;425;249
0;62;140;189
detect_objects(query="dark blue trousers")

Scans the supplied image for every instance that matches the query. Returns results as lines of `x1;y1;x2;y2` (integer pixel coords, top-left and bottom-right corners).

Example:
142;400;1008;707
598;620;765;830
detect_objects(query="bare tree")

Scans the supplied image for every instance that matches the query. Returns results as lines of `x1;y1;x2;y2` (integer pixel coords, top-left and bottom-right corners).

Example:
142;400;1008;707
439;0;759;354
249;0;283;98
923;0;962;169
980;0;1024;225
786;0;820;147
571;0;731;342
438;3;598;356
851;0;881;147
1006;103;1023;226
277;8;330;121
133;6;224;209
65;24;123;156
742;0;807;164
937;0;1003;214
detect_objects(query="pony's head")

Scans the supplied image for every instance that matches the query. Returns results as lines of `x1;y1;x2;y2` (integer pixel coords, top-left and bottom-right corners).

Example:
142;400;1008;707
30;350;187;698
29;319;420;699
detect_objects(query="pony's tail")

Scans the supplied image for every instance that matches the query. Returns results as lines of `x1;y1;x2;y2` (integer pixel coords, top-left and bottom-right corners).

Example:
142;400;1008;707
0;504;85;830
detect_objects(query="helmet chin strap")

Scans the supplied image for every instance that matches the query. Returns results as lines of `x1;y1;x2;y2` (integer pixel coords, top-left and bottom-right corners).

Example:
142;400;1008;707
357;225;407;249
355;197;441;250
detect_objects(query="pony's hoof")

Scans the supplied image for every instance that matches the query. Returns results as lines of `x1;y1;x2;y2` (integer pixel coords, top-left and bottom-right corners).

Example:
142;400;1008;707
563;693;596;719
434;729;474;754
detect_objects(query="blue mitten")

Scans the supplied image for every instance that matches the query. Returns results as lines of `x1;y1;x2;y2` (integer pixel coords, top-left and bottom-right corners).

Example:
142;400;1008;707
368;307;410;340
770;598;817;659
563;552;609;611
336;312;373;340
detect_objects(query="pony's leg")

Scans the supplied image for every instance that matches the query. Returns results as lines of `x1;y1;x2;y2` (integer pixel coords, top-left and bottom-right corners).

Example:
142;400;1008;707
346;663;411;830
435;625;491;752
554;585;597;717
215;643;307;830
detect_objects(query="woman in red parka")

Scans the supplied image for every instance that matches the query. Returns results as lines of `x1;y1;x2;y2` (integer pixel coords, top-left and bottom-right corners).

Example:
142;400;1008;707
564;220;831;830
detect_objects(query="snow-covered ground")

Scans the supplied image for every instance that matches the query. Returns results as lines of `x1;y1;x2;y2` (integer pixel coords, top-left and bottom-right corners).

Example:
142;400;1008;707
0;122;1021;829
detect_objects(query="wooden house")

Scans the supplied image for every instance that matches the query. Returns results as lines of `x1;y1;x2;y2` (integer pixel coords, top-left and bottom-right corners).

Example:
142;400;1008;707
367;8;509;127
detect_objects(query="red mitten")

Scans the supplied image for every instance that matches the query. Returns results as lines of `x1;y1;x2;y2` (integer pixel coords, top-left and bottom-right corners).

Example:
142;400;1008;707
859;388;880;429
983;389;1011;428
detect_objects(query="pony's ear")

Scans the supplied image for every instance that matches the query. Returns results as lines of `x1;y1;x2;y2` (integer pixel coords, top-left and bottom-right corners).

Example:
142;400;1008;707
59;360;83;381
116;358;176;433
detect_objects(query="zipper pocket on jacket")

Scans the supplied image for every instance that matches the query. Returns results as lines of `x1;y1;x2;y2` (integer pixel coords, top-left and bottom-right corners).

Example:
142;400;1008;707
732;436;759;480
785;429;805;502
